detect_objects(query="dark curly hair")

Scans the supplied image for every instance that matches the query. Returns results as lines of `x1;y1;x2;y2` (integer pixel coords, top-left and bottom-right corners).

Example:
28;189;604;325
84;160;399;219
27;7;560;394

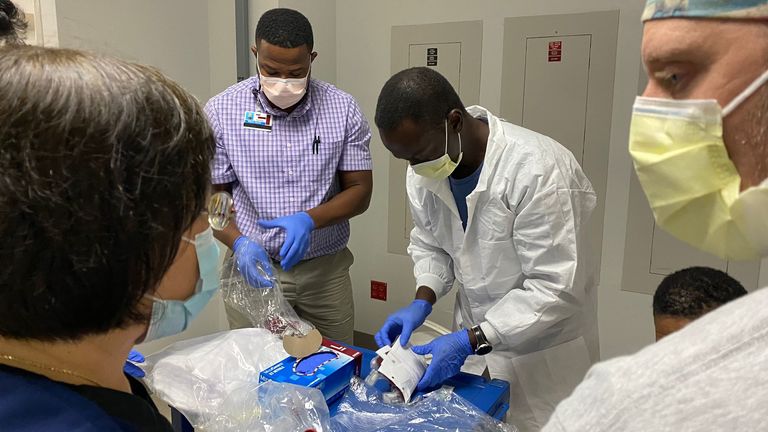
0;46;215;341
653;267;748;319
255;8;313;50
375;67;466;132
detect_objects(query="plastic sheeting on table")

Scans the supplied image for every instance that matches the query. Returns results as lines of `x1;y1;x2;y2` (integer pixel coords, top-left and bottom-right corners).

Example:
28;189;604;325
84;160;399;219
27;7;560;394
142;328;296;430
331;377;518;432
202;380;331;431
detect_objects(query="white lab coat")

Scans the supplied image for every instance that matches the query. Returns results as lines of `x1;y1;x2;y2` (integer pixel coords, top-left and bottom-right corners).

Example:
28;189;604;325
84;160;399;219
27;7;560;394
407;106;598;431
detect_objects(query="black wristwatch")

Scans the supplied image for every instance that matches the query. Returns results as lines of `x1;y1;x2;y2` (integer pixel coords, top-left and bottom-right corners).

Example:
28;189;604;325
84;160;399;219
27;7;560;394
470;325;493;356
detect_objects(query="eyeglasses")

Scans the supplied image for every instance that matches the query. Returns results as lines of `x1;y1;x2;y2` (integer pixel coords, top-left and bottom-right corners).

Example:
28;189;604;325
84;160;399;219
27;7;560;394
206;191;235;231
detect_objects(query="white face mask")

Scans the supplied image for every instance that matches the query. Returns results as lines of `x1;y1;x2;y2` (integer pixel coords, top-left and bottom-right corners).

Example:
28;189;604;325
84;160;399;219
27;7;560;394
258;63;310;110
411;120;463;180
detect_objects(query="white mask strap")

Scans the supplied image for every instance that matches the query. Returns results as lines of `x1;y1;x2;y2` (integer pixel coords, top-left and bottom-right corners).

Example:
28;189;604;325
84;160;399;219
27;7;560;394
444;120;449;154
723;69;768;117
457;126;462;156
444;119;462;159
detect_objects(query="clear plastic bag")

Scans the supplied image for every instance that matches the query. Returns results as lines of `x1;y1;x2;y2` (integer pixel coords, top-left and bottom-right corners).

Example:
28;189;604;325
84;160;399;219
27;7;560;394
203;380;331;432
221;243;313;337
331;377;518;432
141;328;290;429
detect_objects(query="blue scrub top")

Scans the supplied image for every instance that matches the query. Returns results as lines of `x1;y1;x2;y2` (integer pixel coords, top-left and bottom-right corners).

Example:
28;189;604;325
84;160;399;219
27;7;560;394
0;364;172;431
449;163;484;230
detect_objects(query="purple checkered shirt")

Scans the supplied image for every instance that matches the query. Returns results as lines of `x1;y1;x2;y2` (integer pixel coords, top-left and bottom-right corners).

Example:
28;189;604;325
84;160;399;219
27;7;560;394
205;76;372;260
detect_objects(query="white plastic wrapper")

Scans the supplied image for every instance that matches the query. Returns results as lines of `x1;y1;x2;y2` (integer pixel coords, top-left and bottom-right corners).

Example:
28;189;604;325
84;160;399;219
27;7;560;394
221;247;313;337
142;328;292;429
376;337;427;403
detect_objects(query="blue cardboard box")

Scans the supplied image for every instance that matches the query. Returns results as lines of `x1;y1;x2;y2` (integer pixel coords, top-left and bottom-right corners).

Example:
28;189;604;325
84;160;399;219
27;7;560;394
259;340;362;405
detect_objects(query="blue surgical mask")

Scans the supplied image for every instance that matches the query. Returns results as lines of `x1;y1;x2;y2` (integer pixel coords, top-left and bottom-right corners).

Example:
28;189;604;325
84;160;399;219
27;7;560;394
143;227;221;342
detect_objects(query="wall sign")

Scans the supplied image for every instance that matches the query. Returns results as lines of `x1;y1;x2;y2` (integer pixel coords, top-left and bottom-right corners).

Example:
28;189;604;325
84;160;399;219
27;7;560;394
548;40;562;62
427;47;438;66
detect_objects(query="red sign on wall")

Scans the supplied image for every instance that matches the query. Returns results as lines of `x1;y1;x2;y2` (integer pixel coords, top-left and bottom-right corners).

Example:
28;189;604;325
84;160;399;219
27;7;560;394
548;40;562;62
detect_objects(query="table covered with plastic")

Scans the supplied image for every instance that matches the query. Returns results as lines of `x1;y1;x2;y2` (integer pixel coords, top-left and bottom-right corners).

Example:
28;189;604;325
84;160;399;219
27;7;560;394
145;246;515;431
144;330;513;432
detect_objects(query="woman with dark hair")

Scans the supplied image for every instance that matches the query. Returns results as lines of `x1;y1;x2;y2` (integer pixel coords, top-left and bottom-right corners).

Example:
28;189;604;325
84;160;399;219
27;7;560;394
0;45;217;431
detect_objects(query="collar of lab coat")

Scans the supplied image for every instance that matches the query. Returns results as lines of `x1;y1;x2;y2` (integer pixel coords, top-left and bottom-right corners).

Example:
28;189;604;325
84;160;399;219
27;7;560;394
409;105;508;218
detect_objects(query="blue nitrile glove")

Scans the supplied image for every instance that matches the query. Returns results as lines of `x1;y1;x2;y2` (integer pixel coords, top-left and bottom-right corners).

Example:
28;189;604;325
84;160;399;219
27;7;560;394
412;330;473;392
374;299;433;348
258;212;315;271
124;349;145;379
233;236;274;288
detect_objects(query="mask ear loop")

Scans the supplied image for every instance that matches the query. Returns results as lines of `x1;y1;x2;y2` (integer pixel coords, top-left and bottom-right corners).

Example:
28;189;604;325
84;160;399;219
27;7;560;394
447;118;462;162
456;125;462;157
723;69;768;117
444;119;449;155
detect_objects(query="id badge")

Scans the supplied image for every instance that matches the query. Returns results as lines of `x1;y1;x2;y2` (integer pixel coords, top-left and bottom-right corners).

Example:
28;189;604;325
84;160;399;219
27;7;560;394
243;111;273;132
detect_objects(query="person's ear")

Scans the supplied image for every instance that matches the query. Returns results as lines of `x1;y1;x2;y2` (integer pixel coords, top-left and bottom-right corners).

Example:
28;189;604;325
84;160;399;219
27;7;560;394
448;109;464;133
251;44;258;58
310;51;318;62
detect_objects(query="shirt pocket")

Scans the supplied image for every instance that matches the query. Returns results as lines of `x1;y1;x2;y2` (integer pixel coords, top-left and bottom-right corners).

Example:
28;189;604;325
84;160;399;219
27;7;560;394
475;197;515;242
297;132;344;186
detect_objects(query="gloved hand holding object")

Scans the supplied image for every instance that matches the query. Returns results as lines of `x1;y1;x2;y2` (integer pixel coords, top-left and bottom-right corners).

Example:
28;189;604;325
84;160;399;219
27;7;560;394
233;235;274;289
412;330;473;392
124;349;145;379
258;211;315;271
221;249;315;338
368;336;427;403
375;299;432;348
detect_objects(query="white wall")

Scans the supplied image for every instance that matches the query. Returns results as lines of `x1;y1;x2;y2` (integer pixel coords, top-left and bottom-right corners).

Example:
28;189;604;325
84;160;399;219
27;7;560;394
208;1;238;96
334;0;651;359
55;0;212;101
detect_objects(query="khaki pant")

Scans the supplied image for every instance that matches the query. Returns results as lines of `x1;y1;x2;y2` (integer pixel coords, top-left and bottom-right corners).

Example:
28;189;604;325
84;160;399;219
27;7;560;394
225;247;355;345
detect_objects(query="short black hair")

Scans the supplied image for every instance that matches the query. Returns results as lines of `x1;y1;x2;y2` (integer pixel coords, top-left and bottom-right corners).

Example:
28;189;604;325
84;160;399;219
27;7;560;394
375;67;465;131
0;46;215;341
653;267;748;319
0;0;26;45
255;8;313;50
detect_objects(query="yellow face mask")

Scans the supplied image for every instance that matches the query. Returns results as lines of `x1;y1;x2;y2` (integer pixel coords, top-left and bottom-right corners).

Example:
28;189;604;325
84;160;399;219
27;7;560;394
412;120;463;180
629;70;768;261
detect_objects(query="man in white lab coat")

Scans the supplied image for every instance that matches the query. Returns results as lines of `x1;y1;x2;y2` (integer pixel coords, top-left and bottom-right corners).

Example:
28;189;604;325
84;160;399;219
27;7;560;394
373;67;597;431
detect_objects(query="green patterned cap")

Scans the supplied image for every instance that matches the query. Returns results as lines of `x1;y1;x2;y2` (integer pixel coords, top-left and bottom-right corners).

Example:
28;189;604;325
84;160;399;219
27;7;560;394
643;0;768;21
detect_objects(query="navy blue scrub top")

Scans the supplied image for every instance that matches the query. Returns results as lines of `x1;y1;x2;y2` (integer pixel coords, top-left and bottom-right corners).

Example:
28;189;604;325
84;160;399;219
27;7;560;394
0;364;173;431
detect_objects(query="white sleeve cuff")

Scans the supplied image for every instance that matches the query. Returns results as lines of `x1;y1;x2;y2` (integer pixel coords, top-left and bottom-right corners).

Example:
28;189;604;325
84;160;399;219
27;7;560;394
480;321;503;346
415;273;448;298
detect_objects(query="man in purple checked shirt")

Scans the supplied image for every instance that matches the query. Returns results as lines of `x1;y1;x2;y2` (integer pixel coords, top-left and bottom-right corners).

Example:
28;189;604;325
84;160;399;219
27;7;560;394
204;8;372;344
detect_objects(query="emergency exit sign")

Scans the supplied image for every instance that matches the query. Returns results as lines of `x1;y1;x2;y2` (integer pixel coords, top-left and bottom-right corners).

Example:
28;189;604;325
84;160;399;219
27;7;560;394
548;41;562;62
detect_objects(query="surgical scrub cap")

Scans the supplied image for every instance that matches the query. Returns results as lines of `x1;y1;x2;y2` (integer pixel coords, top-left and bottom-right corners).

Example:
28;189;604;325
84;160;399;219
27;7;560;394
643;0;768;21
